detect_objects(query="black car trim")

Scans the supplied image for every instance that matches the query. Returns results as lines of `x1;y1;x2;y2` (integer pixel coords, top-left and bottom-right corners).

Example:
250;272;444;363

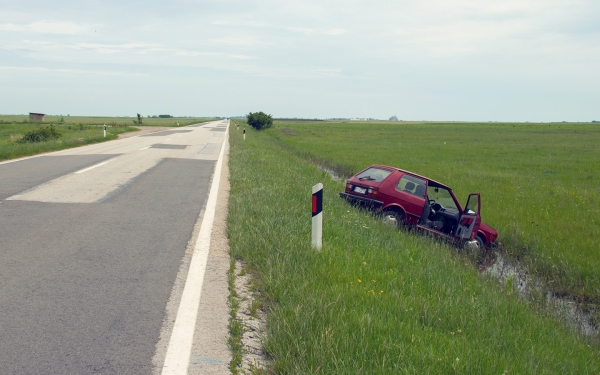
339;193;384;208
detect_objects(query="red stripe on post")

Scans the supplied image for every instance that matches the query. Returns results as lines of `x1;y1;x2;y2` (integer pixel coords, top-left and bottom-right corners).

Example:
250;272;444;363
312;195;317;214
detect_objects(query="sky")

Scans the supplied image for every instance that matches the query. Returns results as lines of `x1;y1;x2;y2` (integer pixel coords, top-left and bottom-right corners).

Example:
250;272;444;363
0;0;599;121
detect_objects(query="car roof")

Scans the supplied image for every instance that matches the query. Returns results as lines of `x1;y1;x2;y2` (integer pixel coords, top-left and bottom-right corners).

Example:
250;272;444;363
369;164;452;191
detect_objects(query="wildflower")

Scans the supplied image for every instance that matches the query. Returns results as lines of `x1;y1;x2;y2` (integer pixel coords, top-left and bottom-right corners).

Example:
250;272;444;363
372;280;376;283
358;279;362;283
363;262;367;265
456;358;460;363
458;329;462;333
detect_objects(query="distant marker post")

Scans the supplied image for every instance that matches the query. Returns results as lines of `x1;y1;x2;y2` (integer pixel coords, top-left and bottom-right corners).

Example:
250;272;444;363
103;124;106;137
243;128;246;140
312;183;323;250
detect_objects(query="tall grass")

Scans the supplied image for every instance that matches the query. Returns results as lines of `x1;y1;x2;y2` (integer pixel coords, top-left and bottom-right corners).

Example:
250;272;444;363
227;124;600;374
259;120;600;307
0;123;135;161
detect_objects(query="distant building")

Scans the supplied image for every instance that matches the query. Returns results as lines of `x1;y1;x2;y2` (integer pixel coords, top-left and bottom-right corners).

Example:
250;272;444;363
29;112;45;122
389;115;398;121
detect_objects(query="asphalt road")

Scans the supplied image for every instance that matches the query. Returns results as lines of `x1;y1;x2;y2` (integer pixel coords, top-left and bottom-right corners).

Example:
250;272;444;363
0;121;229;374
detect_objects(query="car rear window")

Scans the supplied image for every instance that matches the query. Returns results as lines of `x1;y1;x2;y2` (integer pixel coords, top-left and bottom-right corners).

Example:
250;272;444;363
355;168;392;183
396;174;426;198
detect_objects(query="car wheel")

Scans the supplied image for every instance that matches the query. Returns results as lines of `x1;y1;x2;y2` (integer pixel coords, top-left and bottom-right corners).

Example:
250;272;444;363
464;235;486;258
382;209;405;229
475;235;486;250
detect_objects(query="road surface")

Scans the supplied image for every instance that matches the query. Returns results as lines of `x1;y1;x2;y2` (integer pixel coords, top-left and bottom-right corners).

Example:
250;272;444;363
0;120;230;374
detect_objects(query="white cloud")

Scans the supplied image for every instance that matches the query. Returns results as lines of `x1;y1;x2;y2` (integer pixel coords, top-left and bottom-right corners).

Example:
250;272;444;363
287;27;346;36
0;21;90;34
0;65;147;77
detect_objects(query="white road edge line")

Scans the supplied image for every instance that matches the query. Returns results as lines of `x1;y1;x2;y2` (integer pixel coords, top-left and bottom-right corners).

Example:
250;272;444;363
75;159;114;174
0;154;43;166
161;121;229;375
139;146;150;150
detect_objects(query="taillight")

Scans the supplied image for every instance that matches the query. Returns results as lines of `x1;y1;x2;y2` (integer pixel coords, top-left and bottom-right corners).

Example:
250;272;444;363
346;182;352;191
368;188;378;196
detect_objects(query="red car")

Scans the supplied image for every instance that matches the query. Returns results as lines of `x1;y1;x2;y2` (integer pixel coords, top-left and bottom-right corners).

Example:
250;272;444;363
340;164;498;250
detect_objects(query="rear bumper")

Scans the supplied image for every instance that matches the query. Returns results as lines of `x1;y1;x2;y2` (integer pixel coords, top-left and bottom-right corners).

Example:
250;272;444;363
339;192;384;209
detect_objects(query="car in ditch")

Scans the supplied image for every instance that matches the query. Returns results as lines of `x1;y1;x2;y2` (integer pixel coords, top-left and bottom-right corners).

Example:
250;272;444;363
339;164;498;250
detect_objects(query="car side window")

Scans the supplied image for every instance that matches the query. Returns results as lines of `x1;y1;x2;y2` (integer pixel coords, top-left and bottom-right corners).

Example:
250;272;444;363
396;175;426;198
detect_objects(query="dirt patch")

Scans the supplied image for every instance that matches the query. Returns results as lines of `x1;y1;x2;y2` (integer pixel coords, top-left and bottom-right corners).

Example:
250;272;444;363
233;261;269;373
117;126;174;139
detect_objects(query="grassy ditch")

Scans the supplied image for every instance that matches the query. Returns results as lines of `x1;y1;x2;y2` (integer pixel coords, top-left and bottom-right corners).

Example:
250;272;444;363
0;115;215;161
227;123;600;374
263;120;600;309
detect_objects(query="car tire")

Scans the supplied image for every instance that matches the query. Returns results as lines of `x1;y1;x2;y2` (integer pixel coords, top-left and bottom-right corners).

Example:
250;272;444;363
476;235;486;250
464;234;486;259
382;209;405;229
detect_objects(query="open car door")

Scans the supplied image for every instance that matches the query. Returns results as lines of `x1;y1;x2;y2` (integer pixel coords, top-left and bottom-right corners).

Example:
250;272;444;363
455;193;481;240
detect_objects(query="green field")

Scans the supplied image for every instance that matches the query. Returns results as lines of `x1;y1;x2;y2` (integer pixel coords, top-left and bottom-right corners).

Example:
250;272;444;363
227;121;600;373
0;114;215;127
261;120;600;308
0;115;215;161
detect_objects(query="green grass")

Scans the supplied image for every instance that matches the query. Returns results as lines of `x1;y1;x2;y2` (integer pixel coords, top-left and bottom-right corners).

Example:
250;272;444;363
0;114;216;127
0;115;215;161
227;123;600;374
260;120;600;307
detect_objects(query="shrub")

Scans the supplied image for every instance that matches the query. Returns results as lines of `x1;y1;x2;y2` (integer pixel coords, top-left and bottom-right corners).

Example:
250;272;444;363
247;111;273;130
18;124;62;143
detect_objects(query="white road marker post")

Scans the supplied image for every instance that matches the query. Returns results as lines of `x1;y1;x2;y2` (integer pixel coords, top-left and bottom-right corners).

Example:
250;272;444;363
312;183;323;250
243;128;246;140
103;124;106;138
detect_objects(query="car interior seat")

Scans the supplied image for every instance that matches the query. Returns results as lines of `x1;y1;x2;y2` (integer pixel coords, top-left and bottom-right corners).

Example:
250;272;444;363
404;181;415;192
415;184;426;198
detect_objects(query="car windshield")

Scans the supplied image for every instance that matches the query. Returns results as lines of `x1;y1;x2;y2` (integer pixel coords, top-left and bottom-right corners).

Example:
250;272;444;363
356;167;392;183
427;186;458;211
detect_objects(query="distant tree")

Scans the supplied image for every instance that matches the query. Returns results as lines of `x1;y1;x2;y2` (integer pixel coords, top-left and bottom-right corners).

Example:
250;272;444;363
389;115;398;121
247;111;273;130
137;113;142;124
159;114;173;118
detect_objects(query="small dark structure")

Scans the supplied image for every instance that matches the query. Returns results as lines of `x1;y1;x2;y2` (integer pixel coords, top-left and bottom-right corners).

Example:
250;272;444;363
29;112;45;122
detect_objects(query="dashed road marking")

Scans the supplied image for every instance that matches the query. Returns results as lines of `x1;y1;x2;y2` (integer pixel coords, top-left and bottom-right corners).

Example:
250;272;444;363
75;159;115;174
